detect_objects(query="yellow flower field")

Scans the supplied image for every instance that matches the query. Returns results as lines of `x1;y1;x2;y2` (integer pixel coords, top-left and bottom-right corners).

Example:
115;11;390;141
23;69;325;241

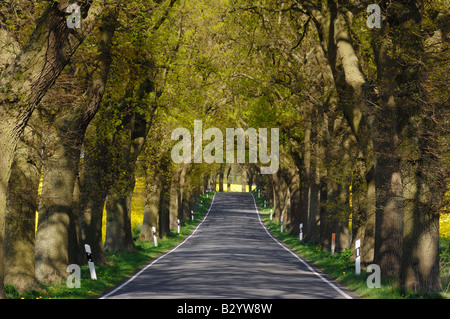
37;178;450;241
440;213;450;238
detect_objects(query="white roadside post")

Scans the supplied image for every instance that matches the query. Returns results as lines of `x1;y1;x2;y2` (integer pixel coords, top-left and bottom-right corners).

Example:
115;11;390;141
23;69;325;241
270;209;273;220
152;226;158;247
84;244;97;280
191;210;194;221
331;233;336;255
355;239;361;275
264;200;266;208
258;189;261;198
299;223;303;241
280;218;284;233
177;219;181;234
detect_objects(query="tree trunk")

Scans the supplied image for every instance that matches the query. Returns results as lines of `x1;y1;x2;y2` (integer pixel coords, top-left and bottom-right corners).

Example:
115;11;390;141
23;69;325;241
398;35;445;292
169;171;179;231
103;69;157;250
400;148;443;293
369;19;405;278
281;166;301;234
35;123;82;282
177;165;188;221
78;120;112;265
36;7;117;276
218;165;224;192
0;1;100;297
159;172;171;238
226;165;232;191
241;165;247;192
4;112;42;292
104;179;136;252
307;106;322;243
336;182;351;252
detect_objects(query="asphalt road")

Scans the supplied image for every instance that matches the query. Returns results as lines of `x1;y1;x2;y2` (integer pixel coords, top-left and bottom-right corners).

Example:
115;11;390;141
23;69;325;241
101;192;355;299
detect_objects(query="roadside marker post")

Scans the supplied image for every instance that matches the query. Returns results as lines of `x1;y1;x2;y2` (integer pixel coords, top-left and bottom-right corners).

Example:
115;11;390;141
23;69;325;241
177;219;181;234
280;218;284;233
270;209;273;220
84;244;97;280
355;239;361;275
191;210;194;221
331;233;336;255
152;226;158;247
299;223;303;241
264;200;266;208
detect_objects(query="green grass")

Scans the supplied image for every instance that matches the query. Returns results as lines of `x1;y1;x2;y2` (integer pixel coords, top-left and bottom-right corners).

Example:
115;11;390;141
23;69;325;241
8;190;449;299
7;192;214;299
253;192;450;299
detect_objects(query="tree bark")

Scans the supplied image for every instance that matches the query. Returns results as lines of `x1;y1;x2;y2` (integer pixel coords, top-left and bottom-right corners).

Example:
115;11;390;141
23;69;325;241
218;164;224;192
4;112;42;292
372;33;404;277
281;166;301;234
0;0;101;297
104;179;136;252
400;134;443;292
36;7;117;278
140;170;163;241
103;56;157;249
300;1;377;261
169;170;180;231
35;116;83;282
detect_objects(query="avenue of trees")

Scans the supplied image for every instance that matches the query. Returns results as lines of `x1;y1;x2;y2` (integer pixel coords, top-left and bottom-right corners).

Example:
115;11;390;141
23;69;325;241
0;0;448;298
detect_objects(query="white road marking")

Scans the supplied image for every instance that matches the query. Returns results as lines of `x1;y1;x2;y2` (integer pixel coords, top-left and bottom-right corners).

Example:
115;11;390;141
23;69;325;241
100;193;217;299
101;192;353;299
250;193;353;299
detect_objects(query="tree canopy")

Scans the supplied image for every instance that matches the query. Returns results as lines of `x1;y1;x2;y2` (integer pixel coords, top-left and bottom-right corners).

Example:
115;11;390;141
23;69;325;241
0;0;448;298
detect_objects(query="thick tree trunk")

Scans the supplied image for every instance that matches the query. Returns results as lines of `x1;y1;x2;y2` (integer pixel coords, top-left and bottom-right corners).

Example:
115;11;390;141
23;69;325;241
0;1;100;297
140;170;163;241
36;8;117;276
78;117;113;265
169;172;180;231
281;166;301;234
0;131;20;297
370;21;405;278
79;167;108;265
104;179;136;252
4;112;42;292
400;151;443;293
35;124;82;282
104;72;156;251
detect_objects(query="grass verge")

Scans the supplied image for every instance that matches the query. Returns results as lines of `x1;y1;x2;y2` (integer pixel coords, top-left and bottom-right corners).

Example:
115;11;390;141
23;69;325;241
6;192;214;299
253;192;450;299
